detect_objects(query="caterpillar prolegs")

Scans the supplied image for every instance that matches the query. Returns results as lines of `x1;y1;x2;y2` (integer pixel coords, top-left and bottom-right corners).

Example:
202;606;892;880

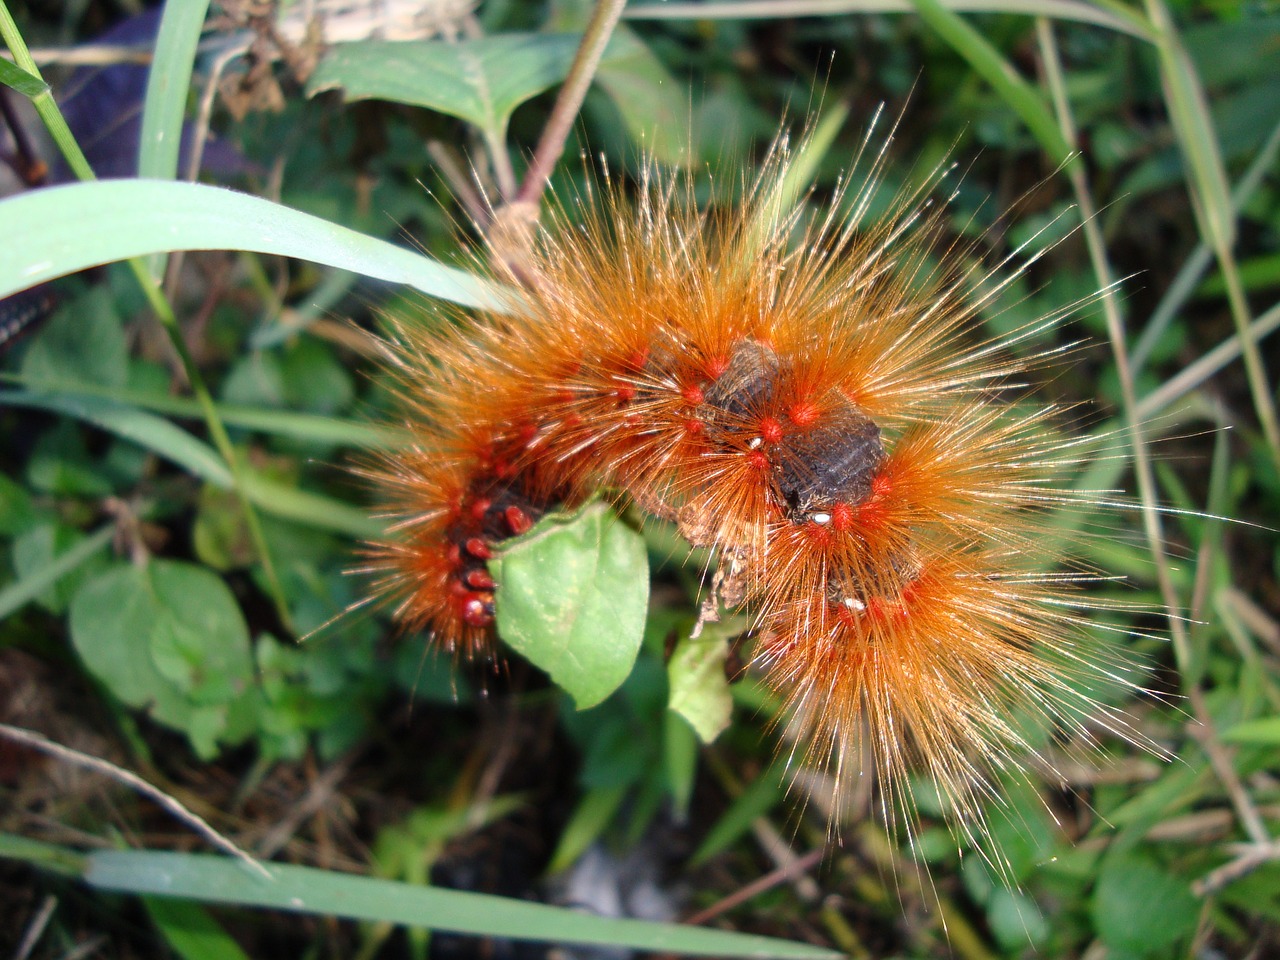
361;130;1151;839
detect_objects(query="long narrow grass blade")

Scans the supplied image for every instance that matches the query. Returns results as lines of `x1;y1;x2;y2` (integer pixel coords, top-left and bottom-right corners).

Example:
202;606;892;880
85;851;843;960
624;0;1156;41
137;0;212;279
0;180;513;312
908;0;1074;167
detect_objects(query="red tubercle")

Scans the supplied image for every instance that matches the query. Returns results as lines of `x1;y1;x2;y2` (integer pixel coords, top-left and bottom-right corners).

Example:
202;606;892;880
758;416;785;445
516;421;539;447
465;568;496;590
681;382;705;405
830;501;856;532
787;400;821;428
464;537;492;559
864;595;903;623
613;383;637;403
505;505;534;535
746;449;771;472
458;594;494;628
470;497;493;521
703;354;731;380
624;346;650;372
684;418;704;436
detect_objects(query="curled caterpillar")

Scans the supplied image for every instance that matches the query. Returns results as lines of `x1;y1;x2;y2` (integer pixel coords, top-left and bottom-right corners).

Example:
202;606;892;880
360;124;1152;841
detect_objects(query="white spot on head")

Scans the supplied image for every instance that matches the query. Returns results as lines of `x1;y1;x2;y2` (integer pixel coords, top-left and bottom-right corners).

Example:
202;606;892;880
810;513;831;525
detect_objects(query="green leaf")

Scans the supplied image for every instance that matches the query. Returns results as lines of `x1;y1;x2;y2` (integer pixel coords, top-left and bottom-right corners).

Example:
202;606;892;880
0;180;513;312
308;34;583;140
143;897;251;960
20;286;129;390
11;521;107;614
667;632;733;744
0;391;233;486
491;502;648;710
0;472;39;536
1221;715;1280;744
546;784;629;874
138;0;209;182
1091;851;1199;955
0;56;47;98
0;523;113;620
86;851;842;959
690;765;787;867
907;0;1073;167
137;0;212;280
593;27;691;165
68;561;256;758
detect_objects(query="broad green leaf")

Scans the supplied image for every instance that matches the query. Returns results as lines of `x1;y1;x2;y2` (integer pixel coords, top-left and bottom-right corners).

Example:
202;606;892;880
308;34;582;140
86;851;842;958
20;287;128;390
593;27;691;165
1091;851;1198;955
68;560;256;758
667;632;733;744
0;180;513;311
491;502;648;710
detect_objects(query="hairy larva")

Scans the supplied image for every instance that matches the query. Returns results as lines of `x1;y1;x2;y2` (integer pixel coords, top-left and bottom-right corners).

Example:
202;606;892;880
358;117;1159;855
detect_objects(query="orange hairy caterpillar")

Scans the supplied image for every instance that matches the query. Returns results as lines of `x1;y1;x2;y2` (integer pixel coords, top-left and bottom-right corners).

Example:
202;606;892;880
360;123;1155;846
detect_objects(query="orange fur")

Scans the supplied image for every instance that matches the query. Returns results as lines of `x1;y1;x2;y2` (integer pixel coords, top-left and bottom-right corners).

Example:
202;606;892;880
361;128;1154;845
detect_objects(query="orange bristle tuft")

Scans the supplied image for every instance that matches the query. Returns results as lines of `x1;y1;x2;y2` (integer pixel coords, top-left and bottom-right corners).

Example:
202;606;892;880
359;120;1159;855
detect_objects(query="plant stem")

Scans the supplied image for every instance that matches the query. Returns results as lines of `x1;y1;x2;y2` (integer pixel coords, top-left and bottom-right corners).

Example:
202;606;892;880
513;0;627;207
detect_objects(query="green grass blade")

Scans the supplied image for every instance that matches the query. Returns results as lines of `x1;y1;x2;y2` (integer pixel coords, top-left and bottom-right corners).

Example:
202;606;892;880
240;474;383;539
624;0;1156;41
0;390;381;538
0;833;88;876
0;523;114;619
86;851;842;959
137;0;212;280
144;897;252;960
0;179;513;312
0;391;234;485
0;54;46;97
138;0;209;181
0;373;405;448
908;0;1074;167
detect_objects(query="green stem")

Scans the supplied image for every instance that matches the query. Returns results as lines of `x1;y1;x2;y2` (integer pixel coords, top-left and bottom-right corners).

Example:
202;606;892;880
514;0;628;206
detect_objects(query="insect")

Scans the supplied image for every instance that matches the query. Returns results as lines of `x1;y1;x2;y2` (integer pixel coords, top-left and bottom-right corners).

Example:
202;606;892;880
360;117;1156;854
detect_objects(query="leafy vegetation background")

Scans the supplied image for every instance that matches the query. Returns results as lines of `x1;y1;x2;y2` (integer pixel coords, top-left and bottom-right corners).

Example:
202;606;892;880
1;0;1278;958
